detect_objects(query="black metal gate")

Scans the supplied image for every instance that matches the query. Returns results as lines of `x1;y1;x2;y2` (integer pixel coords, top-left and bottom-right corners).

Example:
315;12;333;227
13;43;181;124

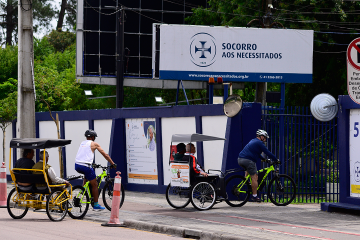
261;106;339;203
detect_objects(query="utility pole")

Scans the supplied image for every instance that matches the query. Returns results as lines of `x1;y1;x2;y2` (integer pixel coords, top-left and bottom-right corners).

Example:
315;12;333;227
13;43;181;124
17;0;35;145
116;7;125;108
254;0;273;105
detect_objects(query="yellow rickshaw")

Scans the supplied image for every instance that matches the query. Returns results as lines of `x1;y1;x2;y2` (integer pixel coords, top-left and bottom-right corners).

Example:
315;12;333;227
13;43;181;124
7;138;73;221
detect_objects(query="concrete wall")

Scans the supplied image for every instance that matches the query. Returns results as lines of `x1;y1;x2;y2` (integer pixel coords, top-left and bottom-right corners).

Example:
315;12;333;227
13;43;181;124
202;116;227;172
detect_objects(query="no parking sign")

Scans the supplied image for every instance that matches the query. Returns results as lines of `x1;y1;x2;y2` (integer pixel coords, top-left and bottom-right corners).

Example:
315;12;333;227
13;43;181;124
347;38;360;104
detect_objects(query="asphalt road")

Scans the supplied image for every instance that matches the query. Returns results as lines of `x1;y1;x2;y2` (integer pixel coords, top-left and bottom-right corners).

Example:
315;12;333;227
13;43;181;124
0;208;185;240
2;184;360;240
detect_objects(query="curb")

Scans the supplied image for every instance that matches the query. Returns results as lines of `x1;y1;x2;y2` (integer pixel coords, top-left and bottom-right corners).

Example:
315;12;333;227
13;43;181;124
123;219;248;240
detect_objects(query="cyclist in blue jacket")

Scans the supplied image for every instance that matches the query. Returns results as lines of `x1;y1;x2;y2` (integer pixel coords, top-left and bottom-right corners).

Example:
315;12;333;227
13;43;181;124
238;129;279;202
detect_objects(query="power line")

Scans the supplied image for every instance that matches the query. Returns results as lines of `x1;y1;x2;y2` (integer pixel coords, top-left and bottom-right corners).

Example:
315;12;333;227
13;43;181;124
83;0;165;23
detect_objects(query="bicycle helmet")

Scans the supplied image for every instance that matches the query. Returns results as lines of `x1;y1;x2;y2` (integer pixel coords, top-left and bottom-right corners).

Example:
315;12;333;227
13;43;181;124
256;129;269;138
85;129;98;138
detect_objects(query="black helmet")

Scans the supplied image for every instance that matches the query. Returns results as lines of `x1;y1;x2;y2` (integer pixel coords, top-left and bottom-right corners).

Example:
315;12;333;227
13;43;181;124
85;129;98;138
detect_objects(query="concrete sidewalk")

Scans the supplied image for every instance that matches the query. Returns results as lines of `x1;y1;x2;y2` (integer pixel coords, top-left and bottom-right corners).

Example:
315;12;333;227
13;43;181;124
3;183;360;240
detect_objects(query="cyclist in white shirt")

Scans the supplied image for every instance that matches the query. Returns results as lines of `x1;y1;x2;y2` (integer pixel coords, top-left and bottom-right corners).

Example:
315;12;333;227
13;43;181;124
75;129;115;211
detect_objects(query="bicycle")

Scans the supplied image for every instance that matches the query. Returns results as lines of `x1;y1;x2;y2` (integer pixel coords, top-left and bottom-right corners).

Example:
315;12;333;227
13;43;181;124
225;159;296;207
67;163;125;219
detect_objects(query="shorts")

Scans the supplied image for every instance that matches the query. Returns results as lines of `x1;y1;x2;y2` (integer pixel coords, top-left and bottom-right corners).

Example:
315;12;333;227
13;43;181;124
237;158;257;176
75;164;96;181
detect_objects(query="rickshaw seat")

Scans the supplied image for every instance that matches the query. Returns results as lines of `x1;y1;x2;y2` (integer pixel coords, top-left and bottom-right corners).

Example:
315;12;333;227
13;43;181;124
13;171;50;194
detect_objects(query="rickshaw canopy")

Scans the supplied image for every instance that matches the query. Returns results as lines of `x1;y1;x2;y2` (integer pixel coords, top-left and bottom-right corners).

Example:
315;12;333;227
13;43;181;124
171;134;226;143
10;138;71;149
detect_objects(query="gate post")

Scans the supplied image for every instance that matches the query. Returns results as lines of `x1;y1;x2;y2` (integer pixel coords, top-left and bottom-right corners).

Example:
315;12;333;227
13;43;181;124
279;83;285;172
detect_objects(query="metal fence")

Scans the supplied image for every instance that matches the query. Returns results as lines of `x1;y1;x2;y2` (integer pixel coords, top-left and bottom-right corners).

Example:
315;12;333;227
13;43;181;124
261;106;339;203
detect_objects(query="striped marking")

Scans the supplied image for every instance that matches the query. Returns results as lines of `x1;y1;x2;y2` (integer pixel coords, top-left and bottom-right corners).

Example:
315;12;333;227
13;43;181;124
115;178;121;184
113;191;121;196
0;168;6;172
0;179;6;183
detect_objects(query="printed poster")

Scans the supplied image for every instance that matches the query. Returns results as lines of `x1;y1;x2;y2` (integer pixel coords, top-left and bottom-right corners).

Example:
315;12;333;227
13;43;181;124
349;109;360;197
126;118;158;184
170;163;189;187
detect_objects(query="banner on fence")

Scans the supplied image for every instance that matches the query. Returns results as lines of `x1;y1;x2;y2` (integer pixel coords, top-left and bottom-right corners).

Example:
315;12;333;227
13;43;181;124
126;118;158;185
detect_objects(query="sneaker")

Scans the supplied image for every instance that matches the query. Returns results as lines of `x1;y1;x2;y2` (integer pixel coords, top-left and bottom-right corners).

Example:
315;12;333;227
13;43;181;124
93;203;105;211
216;196;226;201
249;196;261;203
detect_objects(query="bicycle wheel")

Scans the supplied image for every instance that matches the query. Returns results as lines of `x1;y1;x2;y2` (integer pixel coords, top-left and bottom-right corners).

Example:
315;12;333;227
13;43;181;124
46;190;68;221
225;175;251;207
102;179;125;211
268;174;296;206
68;186;89;219
7;188;29;219
165;184;191;209
190;181;216;211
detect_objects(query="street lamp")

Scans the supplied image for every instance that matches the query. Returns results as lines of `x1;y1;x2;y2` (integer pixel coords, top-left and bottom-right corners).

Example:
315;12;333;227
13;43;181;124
84;90;93;96
155;96;163;103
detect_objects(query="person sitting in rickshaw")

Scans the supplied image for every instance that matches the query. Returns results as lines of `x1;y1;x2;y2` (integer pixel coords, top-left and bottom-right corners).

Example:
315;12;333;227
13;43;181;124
32;150;70;188
14;149;35;189
15;149;35;170
182;143;208;177
173;143;186;161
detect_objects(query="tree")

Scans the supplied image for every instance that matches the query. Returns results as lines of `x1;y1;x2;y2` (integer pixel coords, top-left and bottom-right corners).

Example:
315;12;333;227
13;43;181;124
0;0;56;46
0;91;16;162
0;45;17;85
47;29;75;52
186;0;360;106
56;0;76;31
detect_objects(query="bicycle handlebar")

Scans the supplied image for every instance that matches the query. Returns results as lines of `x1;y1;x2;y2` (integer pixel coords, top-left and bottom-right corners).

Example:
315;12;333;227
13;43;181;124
261;159;281;165
91;163;117;170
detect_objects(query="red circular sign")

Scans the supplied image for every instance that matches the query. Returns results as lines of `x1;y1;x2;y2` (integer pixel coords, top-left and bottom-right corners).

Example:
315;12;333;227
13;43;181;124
347;38;360;71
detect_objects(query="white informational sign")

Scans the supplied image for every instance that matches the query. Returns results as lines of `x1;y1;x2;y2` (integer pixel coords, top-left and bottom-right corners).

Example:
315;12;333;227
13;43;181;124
153;24;313;83
170;163;190;187
349;109;360;197
126;118;158;185
347;38;360;104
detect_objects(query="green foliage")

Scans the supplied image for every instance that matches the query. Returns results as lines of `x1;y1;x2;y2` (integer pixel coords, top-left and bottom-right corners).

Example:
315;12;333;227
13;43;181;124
0;45;17;84
0;91;17;131
47;30;76;53
34;37;55;61
327;171;339;183
0;78;17;100
34;44;89;112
